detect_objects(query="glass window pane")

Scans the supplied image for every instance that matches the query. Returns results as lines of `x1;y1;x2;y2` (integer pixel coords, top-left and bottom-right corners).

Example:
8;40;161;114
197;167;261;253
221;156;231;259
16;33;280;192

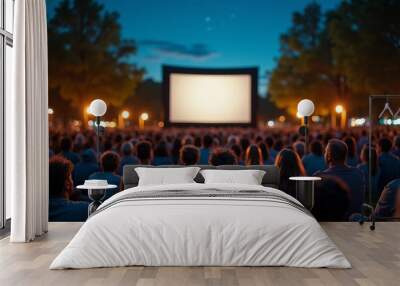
5;43;12;219
5;0;14;34
0;0;3;30
0;37;3;227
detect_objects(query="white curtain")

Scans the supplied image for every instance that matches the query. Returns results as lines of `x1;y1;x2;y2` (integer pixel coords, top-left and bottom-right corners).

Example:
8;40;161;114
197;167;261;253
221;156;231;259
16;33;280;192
7;0;49;242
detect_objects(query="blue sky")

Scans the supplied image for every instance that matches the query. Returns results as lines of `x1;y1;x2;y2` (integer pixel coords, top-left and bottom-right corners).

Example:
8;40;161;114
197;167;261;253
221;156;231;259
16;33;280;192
47;0;340;95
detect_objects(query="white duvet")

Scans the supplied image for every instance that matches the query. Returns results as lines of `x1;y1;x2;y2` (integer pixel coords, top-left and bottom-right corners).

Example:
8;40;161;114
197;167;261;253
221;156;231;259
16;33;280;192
50;183;351;269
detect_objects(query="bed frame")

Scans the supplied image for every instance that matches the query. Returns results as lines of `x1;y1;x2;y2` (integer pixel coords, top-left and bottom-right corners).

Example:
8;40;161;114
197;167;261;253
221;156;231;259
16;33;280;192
123;165;280;190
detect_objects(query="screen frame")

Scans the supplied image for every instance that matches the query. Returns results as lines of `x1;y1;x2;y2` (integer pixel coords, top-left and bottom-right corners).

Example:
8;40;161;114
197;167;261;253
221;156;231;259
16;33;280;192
163;65;258;127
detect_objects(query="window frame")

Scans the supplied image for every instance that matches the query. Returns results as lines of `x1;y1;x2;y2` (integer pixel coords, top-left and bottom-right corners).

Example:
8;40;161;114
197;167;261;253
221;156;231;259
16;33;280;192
0;0;14;230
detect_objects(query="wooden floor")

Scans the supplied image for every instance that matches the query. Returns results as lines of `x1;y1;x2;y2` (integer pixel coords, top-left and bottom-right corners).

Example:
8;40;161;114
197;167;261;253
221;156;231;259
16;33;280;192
0;222;399;286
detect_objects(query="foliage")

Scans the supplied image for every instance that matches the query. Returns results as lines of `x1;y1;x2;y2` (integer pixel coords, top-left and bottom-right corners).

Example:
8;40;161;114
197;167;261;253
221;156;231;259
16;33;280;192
269;0;400;116
48;0;144;115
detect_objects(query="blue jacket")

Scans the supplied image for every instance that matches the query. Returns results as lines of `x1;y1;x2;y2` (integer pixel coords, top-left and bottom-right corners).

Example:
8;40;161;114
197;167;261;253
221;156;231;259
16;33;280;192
60;151;80;166
315;165;365;214
73;149;99;187
49;196;88;222
302;154;326;176
378;153;400;194
118;155;139;175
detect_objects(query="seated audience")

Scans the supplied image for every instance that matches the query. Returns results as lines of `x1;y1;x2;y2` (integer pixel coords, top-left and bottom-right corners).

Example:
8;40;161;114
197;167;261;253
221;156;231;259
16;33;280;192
275;148;306;197
315;139;365;215
199;135;213;164
59;137;80;166
378;137;400;194
312;176;350;221
265;136;277;162
152;141;173;165
302;140;326;175
375;179;400;218
210;148;238;166
357;145;379;201
118;142;139;175
73;149;99;187
136;140;153;165
180;145;200;165
89;151;122;200
245;144;263;165
344;136;359;167
49;156;89;222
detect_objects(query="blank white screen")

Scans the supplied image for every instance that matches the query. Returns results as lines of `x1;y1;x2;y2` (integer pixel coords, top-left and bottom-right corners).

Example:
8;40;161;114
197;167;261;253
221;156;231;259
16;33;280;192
169;73;252;123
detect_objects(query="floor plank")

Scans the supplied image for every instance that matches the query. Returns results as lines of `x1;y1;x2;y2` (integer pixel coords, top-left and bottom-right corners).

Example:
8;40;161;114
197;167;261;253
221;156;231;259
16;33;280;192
0;222;399;286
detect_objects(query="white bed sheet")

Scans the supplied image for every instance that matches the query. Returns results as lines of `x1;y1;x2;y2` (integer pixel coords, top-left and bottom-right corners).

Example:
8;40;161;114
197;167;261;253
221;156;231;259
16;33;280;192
50;183;351;269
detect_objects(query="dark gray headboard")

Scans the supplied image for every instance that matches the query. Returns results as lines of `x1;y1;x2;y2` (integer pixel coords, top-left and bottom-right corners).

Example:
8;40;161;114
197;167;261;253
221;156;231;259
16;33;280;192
123;165;280;189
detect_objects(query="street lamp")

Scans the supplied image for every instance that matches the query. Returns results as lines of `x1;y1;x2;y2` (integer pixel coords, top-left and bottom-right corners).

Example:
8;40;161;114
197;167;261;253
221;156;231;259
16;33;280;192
118;110;130;128
88;99;107;160
335;104;344;114
297;99;315;154
334;104;347;129
139;112;149;129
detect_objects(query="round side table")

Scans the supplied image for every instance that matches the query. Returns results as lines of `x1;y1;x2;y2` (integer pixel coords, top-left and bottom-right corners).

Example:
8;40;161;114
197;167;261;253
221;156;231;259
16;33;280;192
77;184;117;216
289;176;321;210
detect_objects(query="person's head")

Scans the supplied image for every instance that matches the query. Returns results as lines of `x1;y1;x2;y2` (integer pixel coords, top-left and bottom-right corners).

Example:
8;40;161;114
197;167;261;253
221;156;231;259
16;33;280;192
344;136;356;158
203;134;213;149
180;145;200;165
310;140;324;156
312;175;350;221
275;148;305;179
375;179;400;218
360;145;378;176
245;144;263;165
240;138;250;153
60;137;72;152
230;144;242;160
121;142;133;157
292;141;305;158
209;148;238;166
136;140;153;164
154;140;169;157
395;135;400;149
325;139;348;166
379;137;393;153
49;156;74;198
101;151;120;173
265;136;274;149
258;142;270;162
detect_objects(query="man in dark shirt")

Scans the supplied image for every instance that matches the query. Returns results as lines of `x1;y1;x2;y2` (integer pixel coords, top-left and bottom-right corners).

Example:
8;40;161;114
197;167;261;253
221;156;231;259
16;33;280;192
315;139;365;215
59;137;80;166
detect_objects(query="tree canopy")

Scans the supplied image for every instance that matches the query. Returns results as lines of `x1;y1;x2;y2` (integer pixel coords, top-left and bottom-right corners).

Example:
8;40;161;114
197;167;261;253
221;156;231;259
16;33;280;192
48;0;143;115
269;0;400;116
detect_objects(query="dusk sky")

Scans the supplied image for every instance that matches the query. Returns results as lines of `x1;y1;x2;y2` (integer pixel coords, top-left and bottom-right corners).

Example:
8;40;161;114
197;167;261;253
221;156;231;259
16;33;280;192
47;0;340;95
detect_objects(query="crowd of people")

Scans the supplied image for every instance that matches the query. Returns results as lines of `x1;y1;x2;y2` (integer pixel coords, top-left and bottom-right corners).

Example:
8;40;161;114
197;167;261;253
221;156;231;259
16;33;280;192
48;127;400;222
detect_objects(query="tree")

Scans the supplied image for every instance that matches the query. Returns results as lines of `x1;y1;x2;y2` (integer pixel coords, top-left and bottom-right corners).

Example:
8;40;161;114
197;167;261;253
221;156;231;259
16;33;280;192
329;0;400;111
48;0;143;120
269;3;342;117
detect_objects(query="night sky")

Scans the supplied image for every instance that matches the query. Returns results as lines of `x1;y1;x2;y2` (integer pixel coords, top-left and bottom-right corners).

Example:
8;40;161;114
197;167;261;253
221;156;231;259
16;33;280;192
47;0;340;95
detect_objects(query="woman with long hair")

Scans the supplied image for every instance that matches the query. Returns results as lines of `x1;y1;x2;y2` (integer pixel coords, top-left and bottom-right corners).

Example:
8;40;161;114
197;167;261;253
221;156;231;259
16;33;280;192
245;144;264;165
275;148;306;197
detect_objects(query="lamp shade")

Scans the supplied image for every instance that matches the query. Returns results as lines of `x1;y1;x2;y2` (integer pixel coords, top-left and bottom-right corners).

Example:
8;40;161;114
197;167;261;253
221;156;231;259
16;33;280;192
297;99;315;117
88;99;107;117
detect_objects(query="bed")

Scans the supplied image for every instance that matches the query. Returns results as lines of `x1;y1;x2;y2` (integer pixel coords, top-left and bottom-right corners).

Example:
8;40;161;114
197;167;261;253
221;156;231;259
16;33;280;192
50;165;351;269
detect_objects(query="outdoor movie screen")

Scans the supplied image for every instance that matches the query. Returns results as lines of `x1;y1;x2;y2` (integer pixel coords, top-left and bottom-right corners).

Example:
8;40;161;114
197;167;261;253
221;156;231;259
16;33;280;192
163;66;257;126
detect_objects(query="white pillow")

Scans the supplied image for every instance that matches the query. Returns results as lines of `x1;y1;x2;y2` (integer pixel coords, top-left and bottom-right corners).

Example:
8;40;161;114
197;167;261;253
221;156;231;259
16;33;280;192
135;167;201;186
200;169;266;185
